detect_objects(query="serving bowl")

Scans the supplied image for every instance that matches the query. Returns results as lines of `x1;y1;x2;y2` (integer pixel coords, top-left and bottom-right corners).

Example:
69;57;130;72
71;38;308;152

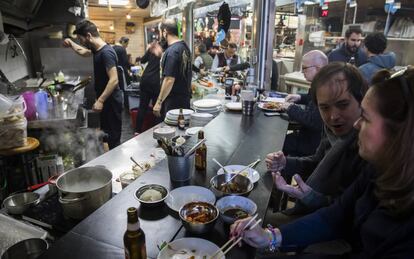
1;238;48;259
179;201;219;234
134;184;168;207
2;192;40;215
210;173;253;198
216;195;257;224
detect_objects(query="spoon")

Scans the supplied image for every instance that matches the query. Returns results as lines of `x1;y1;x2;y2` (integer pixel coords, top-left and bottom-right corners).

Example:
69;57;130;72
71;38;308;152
212;158;231;174
130;156;144;171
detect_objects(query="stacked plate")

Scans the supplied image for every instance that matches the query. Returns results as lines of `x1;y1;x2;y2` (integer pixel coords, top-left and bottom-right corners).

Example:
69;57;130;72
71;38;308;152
153;126;176;140
164;109;194;126
190;113;214;127
193;99;222;117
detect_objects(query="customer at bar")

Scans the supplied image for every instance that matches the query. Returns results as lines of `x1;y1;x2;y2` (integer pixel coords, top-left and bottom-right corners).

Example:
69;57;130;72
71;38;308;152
359;32;396;84
211;42;241;72
231;68;414;258
193;42;213;75
153;19;192;117
328;27;367;66
280;50;326;157
63;20;122;149
135;41;163;134
266;63;367;221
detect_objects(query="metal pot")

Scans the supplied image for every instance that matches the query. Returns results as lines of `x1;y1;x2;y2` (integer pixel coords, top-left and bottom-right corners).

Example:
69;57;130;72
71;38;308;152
2;192;40;215
56;167;112;219
1;238;48;259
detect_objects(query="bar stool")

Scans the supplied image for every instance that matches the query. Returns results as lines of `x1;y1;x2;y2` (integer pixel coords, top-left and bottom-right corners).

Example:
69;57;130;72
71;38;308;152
0;137;40;197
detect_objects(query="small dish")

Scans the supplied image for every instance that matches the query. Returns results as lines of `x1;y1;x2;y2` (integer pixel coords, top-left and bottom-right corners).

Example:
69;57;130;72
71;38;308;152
216;196;257;224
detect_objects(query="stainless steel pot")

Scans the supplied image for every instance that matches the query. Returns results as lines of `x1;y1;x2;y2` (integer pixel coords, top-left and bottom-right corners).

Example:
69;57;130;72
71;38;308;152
56;167;112;219
1;238;48;259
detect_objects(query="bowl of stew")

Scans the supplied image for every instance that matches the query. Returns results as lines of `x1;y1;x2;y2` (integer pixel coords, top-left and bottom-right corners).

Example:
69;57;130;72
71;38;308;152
179;201;219;234
210;173;254;198
216;196;257;224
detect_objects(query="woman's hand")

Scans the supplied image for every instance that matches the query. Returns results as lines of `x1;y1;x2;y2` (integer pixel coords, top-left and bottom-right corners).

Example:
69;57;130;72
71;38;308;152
272;172;312;199
230;217;269;249
265;151;286;172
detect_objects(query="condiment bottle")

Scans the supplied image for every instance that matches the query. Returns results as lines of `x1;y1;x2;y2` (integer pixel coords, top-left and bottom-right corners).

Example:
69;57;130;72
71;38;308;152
195;130;207;171
124;207;146;259
177;108;185;130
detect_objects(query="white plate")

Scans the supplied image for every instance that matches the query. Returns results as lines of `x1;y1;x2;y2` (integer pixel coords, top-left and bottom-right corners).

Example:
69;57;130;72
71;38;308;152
167;109;194;116
185;127;203;136
225;102;242;111
157;238;225;259
258;102;283;112
193;99;222;108
191;113;214;118
264;97;286;103
165;186;216;212
217;165;260;184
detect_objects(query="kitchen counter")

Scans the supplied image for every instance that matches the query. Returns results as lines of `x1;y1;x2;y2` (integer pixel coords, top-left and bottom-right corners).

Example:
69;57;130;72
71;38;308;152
39;107;288;259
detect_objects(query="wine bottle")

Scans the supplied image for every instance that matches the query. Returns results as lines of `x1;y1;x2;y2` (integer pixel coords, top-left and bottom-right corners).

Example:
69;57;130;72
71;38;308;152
124;207;146;259
195;130;207;171
178;108;186;130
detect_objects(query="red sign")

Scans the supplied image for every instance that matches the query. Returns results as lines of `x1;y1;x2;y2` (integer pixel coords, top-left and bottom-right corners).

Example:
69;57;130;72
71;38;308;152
321;10;329;17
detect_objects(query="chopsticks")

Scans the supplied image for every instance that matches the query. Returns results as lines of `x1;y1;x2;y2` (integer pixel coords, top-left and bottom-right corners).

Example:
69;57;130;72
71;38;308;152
212;158;231;174
210;214;262;259
221;159;261;187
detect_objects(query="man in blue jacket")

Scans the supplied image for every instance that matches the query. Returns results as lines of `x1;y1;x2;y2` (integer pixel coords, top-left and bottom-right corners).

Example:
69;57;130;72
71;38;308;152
359;32;395;84
328;27;367;66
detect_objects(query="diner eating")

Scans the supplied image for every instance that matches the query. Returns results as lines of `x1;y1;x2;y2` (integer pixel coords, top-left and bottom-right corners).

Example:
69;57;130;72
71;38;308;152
0;1;413;259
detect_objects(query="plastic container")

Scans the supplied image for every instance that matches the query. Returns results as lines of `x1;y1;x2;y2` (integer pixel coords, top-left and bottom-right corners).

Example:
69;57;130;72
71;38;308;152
0;117;27;149
35;90;48;120
0;94;13;117
22;91;37;120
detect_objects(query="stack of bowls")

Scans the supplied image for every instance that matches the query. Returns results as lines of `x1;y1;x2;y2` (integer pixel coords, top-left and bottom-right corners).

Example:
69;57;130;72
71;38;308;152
189;113;214;127
164;109;193;126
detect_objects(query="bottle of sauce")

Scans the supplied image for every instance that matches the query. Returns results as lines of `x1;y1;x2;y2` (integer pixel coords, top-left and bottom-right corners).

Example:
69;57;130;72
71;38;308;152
195;130;207;171
124;207;146;259
178;108;186;130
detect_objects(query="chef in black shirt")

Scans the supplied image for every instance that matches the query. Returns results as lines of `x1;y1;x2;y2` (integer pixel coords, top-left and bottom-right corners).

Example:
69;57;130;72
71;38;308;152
153;19;192;117
63;20;122;149
113;36;131;86
135;41;163;133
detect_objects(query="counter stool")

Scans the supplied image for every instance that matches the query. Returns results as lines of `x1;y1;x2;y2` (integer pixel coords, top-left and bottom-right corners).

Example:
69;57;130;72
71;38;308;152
0;137;40;198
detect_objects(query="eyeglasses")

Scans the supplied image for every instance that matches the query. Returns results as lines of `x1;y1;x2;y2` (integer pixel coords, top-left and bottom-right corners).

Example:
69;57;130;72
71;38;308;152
390;67;413;103
302;65;317;71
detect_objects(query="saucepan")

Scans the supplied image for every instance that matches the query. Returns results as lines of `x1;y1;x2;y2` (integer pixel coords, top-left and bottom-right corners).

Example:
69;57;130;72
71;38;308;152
56;166;113;219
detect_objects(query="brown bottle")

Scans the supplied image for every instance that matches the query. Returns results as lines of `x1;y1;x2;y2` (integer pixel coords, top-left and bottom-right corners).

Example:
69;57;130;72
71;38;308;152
178;108;186;130
195;130;207;171
124;207;146;259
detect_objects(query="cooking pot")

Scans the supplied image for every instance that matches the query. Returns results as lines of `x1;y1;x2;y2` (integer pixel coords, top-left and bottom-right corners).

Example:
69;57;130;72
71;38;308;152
56;167;112;219
1;238;48;259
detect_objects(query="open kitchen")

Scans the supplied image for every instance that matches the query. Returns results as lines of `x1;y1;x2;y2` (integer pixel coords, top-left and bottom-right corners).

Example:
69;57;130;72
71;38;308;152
1;0;414;259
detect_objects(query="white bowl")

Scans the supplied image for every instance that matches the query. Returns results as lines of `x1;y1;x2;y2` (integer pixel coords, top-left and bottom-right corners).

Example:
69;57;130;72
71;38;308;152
216;195;257;224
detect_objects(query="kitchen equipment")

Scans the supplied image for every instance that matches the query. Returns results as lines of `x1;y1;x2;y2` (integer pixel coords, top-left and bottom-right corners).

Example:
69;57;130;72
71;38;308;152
216;196;257;224
179;201;219;234
242;100;255;116
2;192;40;215
26;175;59;192
1;238;48;259
56;166;113;219
210;174;253;198
134;184;168;207
35;90;48;119
167;153;195;182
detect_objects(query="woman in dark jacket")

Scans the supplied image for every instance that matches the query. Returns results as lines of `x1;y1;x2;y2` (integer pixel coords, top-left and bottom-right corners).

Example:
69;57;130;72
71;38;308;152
231;68;414;258
135;41;162;133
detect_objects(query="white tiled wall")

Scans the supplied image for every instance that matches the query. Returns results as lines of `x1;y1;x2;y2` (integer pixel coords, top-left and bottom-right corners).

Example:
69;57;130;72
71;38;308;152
0;38;30;82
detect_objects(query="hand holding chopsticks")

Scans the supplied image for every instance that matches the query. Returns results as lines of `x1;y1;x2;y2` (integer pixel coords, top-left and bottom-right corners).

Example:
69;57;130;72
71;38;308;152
210;214;262;258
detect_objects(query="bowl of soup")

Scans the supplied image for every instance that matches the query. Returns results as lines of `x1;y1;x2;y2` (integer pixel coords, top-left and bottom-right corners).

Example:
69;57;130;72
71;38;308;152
179;202;219;234
216;195;257;224
210;173;253;197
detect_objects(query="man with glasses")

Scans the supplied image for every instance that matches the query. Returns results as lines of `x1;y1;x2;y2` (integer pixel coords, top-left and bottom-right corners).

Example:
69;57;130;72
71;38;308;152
280;50;327;157
211;42;241;72
328;27;367;66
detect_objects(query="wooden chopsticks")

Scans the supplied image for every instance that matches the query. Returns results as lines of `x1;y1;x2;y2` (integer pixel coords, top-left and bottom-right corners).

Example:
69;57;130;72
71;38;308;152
210;214;262;259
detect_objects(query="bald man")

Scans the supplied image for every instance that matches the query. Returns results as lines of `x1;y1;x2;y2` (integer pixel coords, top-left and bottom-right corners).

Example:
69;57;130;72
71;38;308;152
281;50;328;157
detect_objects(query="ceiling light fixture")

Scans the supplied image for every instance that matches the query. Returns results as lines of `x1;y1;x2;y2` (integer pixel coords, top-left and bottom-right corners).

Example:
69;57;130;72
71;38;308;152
109;25;114;30
349;0;357;8
126;13;131;19
304;0;316;5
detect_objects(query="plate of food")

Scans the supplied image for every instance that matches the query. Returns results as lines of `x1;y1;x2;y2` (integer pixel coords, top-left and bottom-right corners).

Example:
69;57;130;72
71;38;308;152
258;102;283;112
157;238;225;259
217;165;260;184
164;186;216;212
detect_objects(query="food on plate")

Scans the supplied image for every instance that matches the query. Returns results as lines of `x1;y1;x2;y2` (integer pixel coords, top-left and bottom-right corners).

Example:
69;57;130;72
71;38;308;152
263;101;283;110
217;181;244;194
223;208;249;220
185;207;216;223
139;189;163;201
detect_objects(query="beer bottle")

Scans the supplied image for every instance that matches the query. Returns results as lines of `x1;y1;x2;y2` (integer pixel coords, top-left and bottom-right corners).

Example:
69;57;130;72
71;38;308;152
124;207;146;259
178;108;186;130
195;130;207;171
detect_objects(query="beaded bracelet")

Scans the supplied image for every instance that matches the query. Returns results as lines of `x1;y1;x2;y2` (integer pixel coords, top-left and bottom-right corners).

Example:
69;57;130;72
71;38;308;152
266;224;278;252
